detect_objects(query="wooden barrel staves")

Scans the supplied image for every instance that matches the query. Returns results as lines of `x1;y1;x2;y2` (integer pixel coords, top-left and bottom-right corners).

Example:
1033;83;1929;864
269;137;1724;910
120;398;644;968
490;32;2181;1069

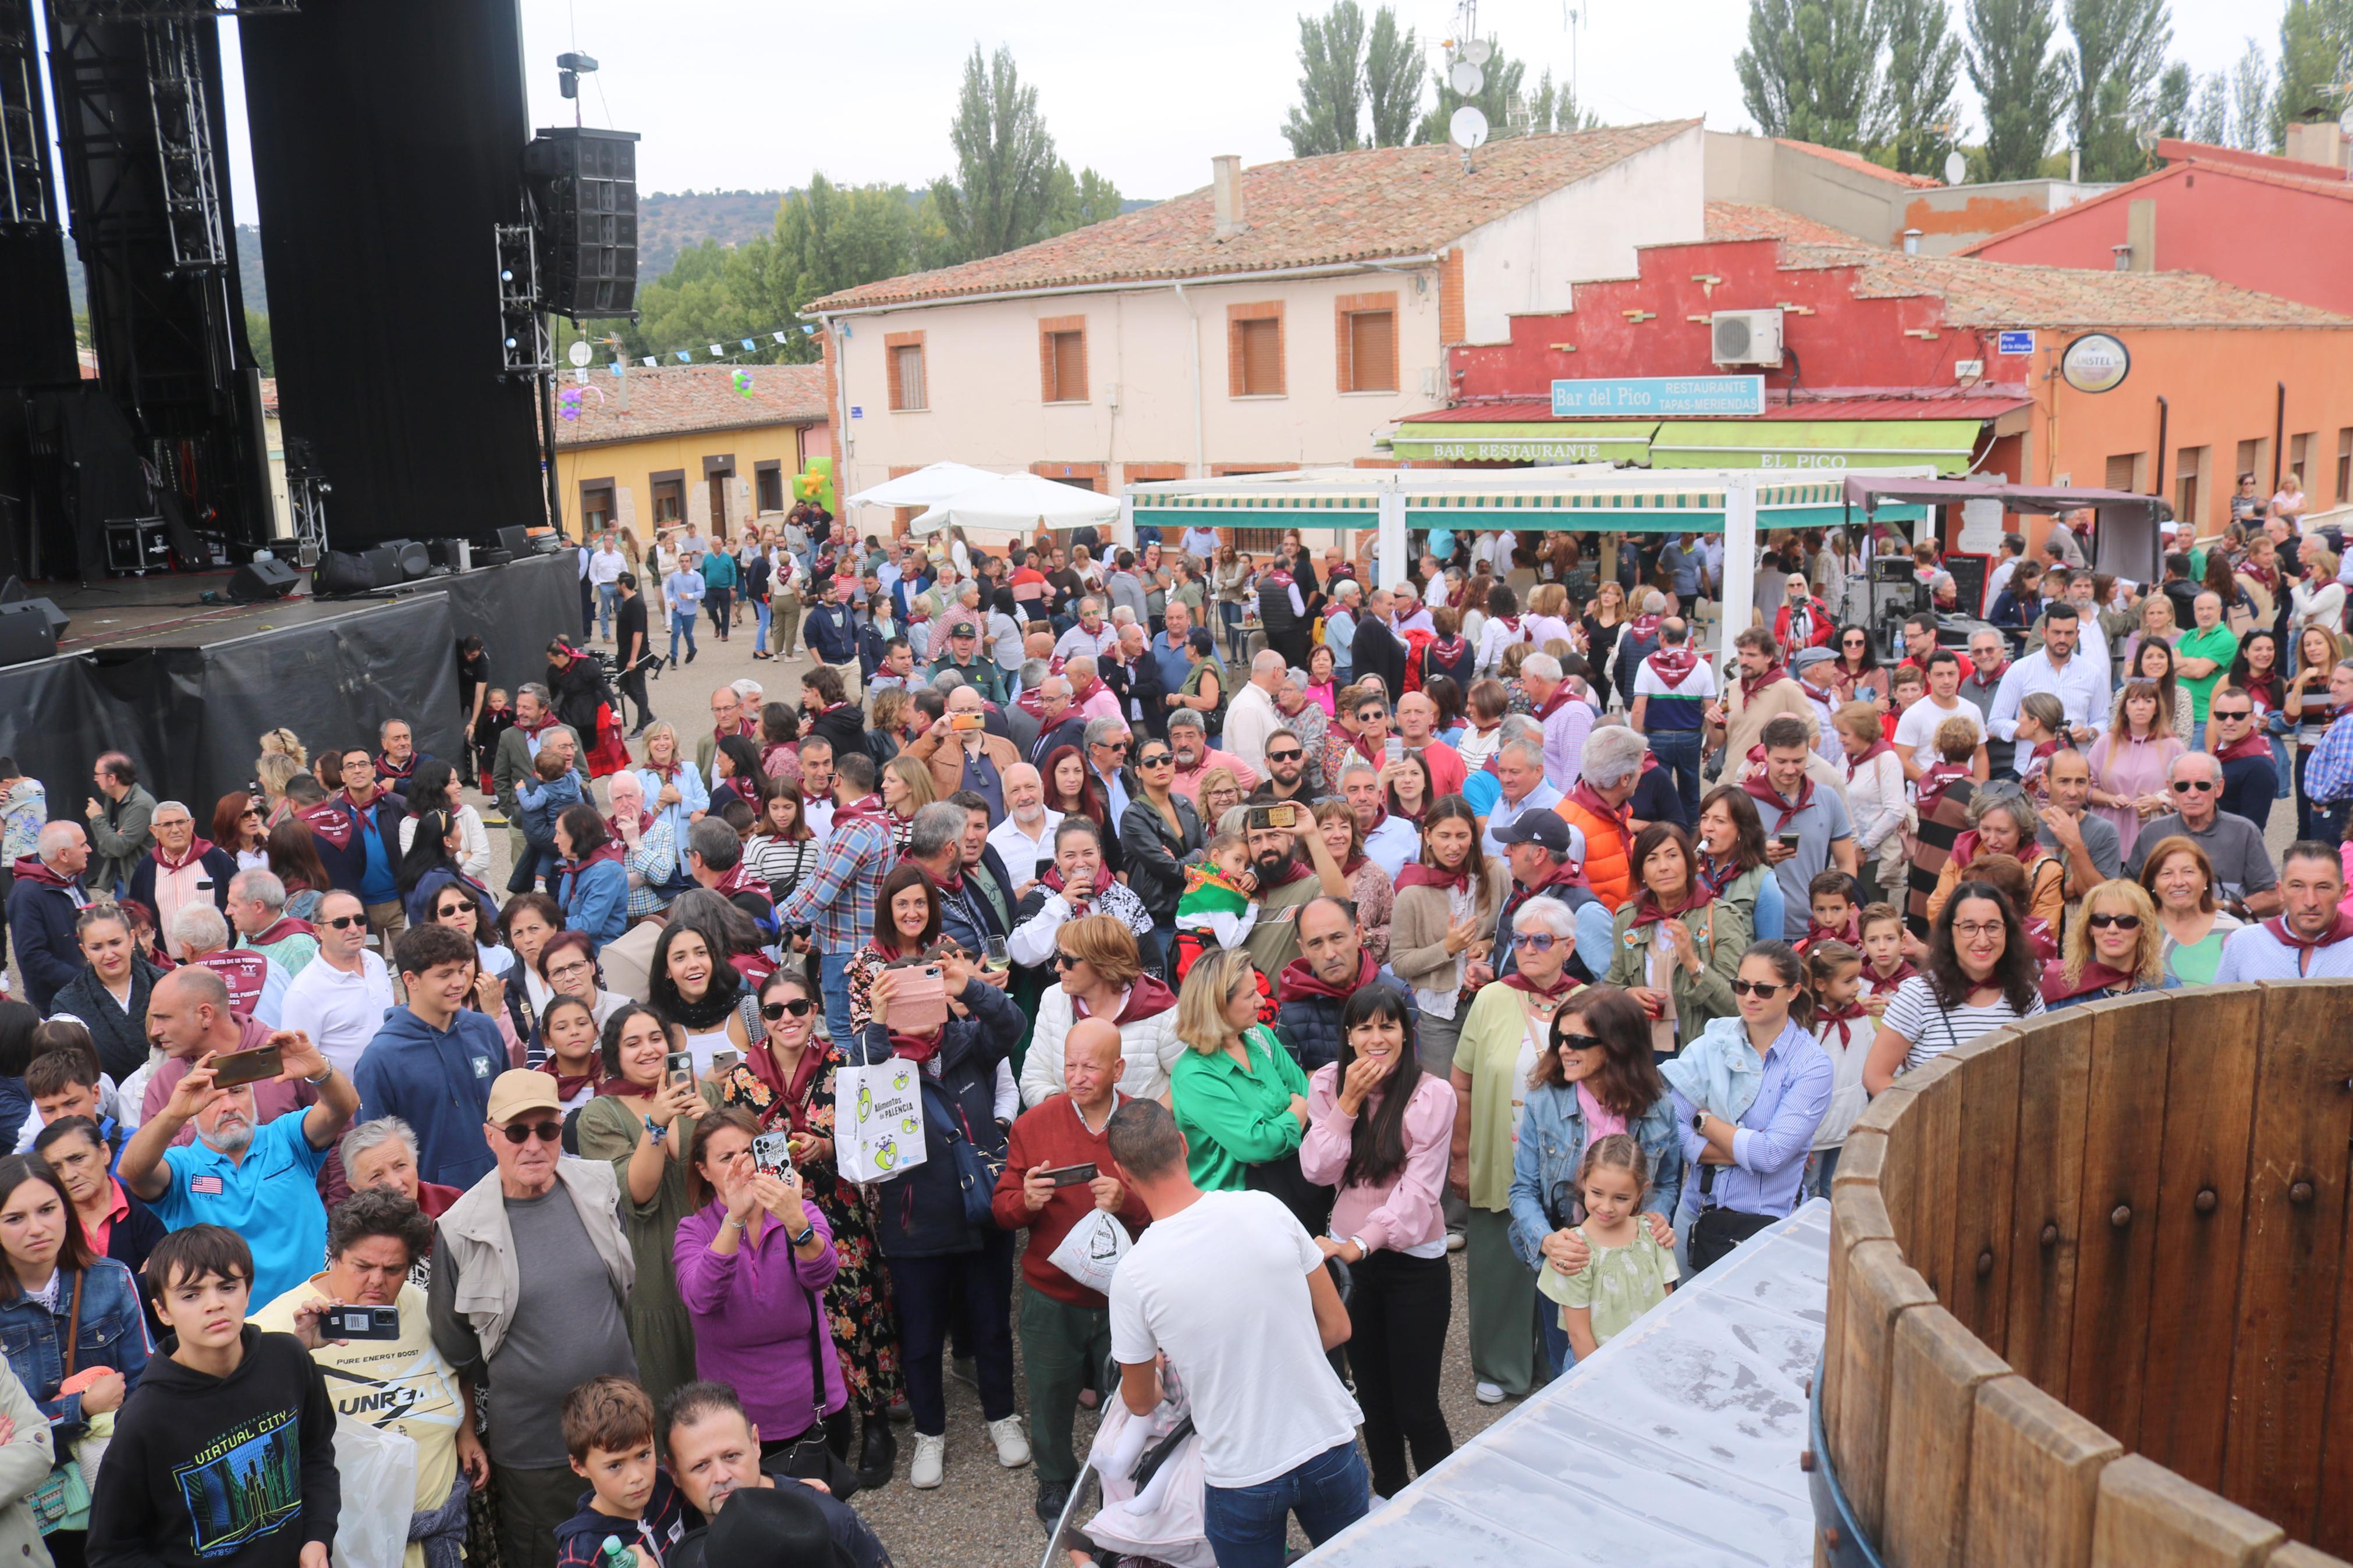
1814;981;2353;1567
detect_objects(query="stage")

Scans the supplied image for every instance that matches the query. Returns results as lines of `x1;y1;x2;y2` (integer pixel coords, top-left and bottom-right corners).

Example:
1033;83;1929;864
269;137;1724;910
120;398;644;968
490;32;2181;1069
0;550;578;817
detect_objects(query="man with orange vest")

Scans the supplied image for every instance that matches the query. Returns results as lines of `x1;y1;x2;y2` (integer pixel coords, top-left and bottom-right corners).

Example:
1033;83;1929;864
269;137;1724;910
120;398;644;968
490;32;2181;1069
1555;724;1646;912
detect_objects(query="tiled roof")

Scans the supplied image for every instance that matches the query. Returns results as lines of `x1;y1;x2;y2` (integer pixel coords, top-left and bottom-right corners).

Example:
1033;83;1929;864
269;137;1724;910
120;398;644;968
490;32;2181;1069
1402;389;2033;424
1775;138;1942;189
806;120;1700;311
1703;201;1861;245
1779;242;2353;328
1957;156;2353;257
554;364;829;447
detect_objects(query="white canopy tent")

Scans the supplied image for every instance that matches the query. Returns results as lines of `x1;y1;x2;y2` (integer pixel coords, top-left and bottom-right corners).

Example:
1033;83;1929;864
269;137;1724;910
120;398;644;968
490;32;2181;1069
843;461;1003;510
909;470;1122;535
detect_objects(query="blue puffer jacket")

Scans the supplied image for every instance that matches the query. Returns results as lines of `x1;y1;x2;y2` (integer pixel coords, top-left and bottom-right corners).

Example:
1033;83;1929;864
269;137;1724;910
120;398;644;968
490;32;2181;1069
1506;1080;1685;1270
0;1257;149;1443
862;976;1018;1260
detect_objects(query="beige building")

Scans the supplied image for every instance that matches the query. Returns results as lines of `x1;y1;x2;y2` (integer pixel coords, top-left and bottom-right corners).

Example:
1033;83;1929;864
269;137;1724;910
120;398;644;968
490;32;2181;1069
552;364;831;542
803;122;1708;516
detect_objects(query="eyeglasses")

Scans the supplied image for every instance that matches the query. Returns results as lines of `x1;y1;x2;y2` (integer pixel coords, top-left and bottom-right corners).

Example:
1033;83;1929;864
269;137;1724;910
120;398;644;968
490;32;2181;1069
1266;748;1303;762
545;960;594;982
1728;979;1787;997
761;998;814;1020
1555;1032;1606;1053
498;1120;565;1145
1951;922;2006;940
1518;933;1563;954
2085;913;2143;930
1137;753;1174;769
324;915;365;930
2171;779;2216;792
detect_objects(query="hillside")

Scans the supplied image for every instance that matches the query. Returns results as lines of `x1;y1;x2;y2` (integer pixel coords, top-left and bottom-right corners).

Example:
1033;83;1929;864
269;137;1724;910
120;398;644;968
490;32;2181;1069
64;223;267;314
637;189;1162;280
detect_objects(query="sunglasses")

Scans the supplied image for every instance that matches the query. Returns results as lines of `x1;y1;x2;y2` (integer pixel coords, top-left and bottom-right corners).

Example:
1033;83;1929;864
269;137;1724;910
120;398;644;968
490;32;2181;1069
1555;1032;1606;1053
324;914;366;930
2212;710;2251;721
1728;979;1787;997
1266;748;1303;762
761;998;814;1020
2084;912;2143;930
2171;779;2216;792
435;904;472;920
1137;753;1174;768
1095;740;1131;753
498;1120;565;1146
1518;933;1563;954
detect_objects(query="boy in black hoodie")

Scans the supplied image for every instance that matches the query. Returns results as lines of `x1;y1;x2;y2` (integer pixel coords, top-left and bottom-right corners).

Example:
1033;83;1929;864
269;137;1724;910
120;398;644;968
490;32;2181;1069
88;1225;339;1568
554;1375;692;1568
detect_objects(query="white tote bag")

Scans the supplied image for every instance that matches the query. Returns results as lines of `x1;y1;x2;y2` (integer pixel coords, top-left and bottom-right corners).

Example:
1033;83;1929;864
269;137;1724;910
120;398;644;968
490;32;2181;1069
1047;1206;1133;1297
836;1056;929;1184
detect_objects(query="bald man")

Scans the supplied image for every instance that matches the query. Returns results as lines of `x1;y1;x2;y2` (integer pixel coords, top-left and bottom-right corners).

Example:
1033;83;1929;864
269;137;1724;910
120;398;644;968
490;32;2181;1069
986;763;1063;891
990;1019;1154;1523
906;684;1021;812
1223;648;1291;774
140;965;317;1144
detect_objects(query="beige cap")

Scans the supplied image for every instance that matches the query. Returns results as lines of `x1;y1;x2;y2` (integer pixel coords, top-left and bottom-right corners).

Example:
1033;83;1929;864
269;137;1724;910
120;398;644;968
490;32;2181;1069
485;1069;563;1124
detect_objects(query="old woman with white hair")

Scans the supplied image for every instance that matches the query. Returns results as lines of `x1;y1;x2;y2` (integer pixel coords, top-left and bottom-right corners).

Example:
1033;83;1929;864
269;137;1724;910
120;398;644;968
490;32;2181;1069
338;1115;462;1285
1445;894;1585;1404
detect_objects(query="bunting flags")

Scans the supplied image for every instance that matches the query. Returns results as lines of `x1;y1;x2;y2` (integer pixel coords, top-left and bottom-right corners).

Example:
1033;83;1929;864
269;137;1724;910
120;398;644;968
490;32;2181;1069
579;321;822;372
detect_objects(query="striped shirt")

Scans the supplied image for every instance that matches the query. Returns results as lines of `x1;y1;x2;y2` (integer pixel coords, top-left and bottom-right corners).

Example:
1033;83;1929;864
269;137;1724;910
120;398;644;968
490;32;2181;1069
1633;653;1716;731
1880;975;2045;1075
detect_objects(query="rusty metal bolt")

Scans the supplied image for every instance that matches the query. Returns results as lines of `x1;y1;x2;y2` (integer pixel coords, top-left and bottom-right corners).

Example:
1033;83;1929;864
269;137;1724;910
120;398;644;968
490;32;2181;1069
2291;1181;2315;1206
2195;1188;2217;1214
2040;1222;2059;1247
1976;1249;1994;1277
2110;1204;2132;1228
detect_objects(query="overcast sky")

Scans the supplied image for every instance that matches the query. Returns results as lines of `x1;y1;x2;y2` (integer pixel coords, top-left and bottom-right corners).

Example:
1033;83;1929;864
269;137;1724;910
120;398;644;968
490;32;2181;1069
210;0;2287;215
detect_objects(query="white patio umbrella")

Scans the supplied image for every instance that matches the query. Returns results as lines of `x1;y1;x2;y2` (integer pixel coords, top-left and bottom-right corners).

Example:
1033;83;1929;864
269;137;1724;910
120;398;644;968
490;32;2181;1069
843;461;1003;510
910;471;1121;535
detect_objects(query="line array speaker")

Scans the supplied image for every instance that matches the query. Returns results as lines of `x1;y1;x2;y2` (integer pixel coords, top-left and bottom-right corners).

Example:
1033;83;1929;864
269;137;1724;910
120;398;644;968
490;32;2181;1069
523;127;641;318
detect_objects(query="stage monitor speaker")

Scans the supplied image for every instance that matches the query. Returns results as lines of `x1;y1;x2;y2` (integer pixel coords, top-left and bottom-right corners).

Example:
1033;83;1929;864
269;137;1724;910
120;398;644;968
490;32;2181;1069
427;538;471;570
361;546;400;586
229;559;299;602
379;539;431;581
314;550;380;597
0;602;60;666
523;127;640;317
496;525;535;557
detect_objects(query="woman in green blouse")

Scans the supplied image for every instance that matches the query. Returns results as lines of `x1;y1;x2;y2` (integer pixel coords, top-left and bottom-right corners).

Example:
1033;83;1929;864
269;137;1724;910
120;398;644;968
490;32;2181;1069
1168;949;1311;1216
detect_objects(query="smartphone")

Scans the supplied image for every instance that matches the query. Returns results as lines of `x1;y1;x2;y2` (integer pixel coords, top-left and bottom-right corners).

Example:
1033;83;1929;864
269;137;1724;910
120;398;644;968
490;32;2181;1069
1248;803;1300;833
210;1043;283;1089
710;1050;741;1076
322;1304;400;1342
1041;1162;1099;1187
950;712;986;733
663;1051;695;1089
751;1130;793;1176
1776;830;1802;849
1384;737;1405;764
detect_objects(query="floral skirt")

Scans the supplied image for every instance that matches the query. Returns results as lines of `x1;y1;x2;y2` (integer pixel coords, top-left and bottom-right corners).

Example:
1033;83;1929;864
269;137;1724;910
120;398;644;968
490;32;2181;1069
811;1174;903;1417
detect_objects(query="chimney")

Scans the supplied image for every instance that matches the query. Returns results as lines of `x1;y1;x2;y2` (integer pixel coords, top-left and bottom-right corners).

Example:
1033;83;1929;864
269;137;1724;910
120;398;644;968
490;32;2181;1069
2283;120;2349;174
1212;155;1247;239
1901;228;1922;254
2127;198;2156;273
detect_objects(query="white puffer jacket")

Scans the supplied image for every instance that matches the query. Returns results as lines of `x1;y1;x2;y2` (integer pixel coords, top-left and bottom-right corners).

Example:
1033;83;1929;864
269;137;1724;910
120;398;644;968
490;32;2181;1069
1019;977;1186;1110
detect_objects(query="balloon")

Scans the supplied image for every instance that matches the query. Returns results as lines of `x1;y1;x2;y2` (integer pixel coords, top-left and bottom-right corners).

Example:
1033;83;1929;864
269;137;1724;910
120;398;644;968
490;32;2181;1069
791;455;836;513
732;368;754;399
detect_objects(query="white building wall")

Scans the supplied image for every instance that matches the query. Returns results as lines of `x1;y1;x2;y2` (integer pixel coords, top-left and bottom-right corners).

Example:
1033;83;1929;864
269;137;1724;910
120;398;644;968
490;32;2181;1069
1456;126;1707;343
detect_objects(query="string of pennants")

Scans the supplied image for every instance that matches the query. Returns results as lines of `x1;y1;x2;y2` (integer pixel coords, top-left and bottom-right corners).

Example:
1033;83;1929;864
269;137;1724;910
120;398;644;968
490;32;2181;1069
574;323;821;372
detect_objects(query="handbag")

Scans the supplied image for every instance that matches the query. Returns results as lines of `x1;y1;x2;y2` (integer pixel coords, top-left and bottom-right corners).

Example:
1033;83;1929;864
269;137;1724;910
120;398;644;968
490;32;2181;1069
926;1080;1003;1229
1687;1158;1775;1274
765;1265;860;1501
30;1272;90;1535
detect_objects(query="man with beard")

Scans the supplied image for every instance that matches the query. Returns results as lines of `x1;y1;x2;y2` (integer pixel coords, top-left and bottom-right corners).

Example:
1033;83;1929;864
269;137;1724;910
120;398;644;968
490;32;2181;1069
119;1014;357;1306
2036;748;2120;901
1708;628;1820;771
662;1382;892;1568
1276;896;1417;1072
986;764;1062;894
1350;587;1408;700
1239;809;1354;984
1245;727;1320;806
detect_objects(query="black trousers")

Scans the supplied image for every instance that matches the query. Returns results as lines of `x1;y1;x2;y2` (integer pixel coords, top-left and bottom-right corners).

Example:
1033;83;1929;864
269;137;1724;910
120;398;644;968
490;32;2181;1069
616;657;651;731
1346;1249;1454;1499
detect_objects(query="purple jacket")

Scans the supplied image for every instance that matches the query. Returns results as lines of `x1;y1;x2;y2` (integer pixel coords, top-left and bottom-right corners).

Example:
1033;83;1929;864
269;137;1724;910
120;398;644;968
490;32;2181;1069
673;1198;846;1437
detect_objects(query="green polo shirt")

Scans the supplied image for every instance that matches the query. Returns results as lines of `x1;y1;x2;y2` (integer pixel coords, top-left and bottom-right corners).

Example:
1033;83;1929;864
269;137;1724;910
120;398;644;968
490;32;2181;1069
2177;624;2240;720
1169;1025;1309;1193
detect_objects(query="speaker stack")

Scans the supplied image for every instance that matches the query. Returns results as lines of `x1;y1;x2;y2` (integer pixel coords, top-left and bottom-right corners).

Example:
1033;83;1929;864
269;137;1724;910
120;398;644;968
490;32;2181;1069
522;127;641;318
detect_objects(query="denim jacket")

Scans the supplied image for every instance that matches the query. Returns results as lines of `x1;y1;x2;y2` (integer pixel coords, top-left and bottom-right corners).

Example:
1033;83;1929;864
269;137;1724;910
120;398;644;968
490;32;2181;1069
0;1258;150;1443
1506;1082;1685;1270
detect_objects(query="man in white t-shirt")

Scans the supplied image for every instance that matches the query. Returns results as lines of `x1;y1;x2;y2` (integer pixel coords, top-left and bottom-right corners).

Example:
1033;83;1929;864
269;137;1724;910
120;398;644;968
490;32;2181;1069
279;890;396;1076
1108;1100;1366;1563
1889;647;1988;782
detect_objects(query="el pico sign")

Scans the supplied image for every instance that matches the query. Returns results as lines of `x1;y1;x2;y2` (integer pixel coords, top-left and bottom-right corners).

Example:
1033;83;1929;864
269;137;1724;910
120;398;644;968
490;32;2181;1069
2059;333;2130;394
1550;375;1765;418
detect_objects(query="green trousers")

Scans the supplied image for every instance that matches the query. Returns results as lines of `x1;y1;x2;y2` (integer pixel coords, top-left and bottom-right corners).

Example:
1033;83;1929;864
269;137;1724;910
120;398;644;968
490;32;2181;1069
1020;1281;1113;1488
1464;1207;1541;1397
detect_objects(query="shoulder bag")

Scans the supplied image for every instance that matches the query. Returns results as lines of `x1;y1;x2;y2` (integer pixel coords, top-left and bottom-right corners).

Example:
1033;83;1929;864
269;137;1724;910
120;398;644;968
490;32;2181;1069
764;1256;860;1500
29;1272;91;1534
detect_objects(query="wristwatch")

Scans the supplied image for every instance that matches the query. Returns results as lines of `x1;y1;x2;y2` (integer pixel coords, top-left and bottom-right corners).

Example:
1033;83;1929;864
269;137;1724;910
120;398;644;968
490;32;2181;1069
643;1116;669;1145
788;1224;818;1249
1691;1110;1708;1133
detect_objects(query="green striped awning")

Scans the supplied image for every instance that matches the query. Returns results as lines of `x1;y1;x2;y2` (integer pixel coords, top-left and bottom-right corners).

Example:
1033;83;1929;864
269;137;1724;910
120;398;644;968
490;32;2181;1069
1649;419;1983;475
1389;420;1655;465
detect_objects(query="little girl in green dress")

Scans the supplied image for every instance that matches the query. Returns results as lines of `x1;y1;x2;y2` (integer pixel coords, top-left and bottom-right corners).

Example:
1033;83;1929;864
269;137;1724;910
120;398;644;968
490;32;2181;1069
1539;1133;1678;1360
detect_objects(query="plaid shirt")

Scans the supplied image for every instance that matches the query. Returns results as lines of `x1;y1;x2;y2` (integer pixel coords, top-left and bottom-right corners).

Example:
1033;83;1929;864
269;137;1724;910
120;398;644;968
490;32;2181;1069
778;813;896;954
622;813;678;918
2305;711;2353;804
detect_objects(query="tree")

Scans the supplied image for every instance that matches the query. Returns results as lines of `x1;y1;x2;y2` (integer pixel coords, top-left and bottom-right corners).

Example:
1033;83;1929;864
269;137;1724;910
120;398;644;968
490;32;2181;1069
1737;0;1889;148
2152;61;2192;138
2063;0;2170;180
2228;37;2274;151
244;308;273;377
931;44;1066;265
1416;35;1528;143
1282;1;1369;155
2191;70;2228;144
1526;68;1598;133
1876;0;1965;174
2276;0;2353;148
1967;0;2069;177
1363;6;1425;146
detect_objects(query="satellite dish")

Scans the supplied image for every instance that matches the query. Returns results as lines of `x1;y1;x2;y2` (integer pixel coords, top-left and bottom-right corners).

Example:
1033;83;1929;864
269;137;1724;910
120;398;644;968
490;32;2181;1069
1449;59;1485;96
567;340;593;368
1943;150;1967;187
1450;105;1490;150
1463;37;1493;65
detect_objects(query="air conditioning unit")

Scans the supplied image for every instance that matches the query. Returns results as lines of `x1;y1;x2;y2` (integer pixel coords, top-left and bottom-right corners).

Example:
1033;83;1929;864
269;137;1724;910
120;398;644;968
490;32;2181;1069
1711;308;1784;367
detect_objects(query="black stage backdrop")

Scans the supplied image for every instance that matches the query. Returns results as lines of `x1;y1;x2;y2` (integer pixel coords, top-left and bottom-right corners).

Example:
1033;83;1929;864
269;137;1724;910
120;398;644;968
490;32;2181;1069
0;553;573;820
237;0;546;549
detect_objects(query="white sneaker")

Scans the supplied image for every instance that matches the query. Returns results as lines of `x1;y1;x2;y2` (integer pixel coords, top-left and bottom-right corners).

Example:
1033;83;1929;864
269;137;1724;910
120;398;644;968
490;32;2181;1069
987;1414;1032;1469
1445;1231;1465;1253
910;1433;946;1489
1475;1381;1506;1405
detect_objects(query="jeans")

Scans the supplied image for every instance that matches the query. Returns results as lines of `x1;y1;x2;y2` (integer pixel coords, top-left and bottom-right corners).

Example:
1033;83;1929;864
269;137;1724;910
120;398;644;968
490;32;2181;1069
888;1229;1017;1435
1220;600;1246;663
669;609;698;663
1201;1438;1369;1567
753;597;773;654
819;949;858;1053
706;585;734;639
1647;728;1703;825
1807;1143;1843;1199
1019;1283;1110;1487
595;581;618;639
1347;1250;1454;1499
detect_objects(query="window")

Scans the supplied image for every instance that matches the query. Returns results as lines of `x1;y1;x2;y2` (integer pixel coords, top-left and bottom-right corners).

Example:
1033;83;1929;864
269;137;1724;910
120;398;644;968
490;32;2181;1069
755;461;783;514
2235;437;2267;488
2337;429;2351;503
1336;292;1399;393
1227;303;1285;397
579;481;615;534
1039;317;1087;403
2174;445;2203;534
2103;453;2143;493
885;332;927;411
2290;432;2314;493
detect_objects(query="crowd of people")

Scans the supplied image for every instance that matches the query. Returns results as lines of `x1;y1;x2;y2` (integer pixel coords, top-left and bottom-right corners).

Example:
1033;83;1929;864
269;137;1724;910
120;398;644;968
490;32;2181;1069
0;497;2340;1568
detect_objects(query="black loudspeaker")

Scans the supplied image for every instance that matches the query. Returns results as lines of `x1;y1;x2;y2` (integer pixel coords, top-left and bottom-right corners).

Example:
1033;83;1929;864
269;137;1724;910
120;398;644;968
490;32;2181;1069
523;127;640;317
229;559;299;602
314;550;381;597
378;539;431;581
497;525;535;557
0;601;59;666
361;546;401;586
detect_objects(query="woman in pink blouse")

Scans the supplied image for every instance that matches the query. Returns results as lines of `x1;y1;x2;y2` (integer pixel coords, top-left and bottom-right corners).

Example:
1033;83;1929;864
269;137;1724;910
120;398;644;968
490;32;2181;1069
1298;983;1458;1501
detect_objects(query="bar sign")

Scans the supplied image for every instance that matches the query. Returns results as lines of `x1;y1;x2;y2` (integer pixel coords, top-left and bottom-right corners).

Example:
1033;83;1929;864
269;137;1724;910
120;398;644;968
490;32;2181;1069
1996;330;2034;355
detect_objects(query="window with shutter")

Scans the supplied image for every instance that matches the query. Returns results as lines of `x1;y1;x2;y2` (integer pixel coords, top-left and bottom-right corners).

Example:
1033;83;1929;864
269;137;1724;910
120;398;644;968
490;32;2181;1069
1346;310;1396;392
1238;318;1282;396
892;344;927;411
2175;445;2203;531
2103;453;2141;493
1046;330;1085;402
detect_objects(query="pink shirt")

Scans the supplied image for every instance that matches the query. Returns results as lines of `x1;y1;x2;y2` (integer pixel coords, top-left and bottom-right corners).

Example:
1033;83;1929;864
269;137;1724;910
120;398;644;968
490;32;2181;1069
1298;1066;1456;1254
1170;748;1261;807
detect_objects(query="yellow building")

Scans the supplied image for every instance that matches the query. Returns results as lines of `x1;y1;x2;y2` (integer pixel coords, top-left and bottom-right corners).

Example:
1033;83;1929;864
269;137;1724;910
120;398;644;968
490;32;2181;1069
553;364;832;543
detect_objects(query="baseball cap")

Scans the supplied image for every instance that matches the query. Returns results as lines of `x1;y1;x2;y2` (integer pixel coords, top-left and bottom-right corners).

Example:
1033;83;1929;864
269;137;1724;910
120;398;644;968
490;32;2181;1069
485;1070;563;1123
1493;809;1583;860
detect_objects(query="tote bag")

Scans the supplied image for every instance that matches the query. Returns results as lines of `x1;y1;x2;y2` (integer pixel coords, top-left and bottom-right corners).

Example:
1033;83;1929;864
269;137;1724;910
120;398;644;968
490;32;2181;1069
836;1055;928;1184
